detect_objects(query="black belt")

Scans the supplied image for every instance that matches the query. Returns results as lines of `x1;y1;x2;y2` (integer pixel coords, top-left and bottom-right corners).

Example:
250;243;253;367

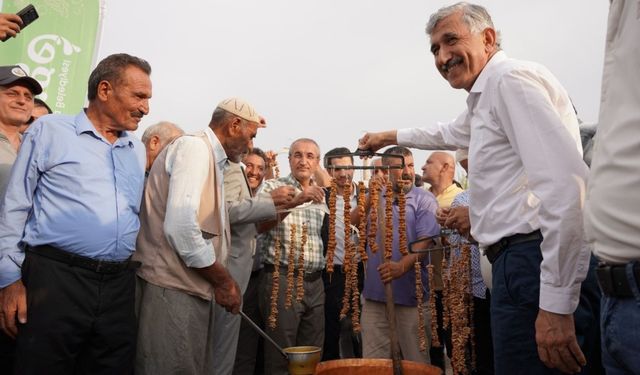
263;264;322;282
27;245;140;274
485;230;543;264
596;262;640;298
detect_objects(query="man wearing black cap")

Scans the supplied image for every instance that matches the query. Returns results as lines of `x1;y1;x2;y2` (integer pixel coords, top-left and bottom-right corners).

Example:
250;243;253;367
0;65;42;197
0;64;42;374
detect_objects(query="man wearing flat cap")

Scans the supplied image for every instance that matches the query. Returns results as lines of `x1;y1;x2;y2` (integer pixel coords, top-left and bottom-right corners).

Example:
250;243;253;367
135;97;306;375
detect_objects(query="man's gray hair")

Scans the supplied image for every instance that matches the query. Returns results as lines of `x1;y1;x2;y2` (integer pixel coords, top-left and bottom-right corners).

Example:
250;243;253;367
141;121;184;145
426;2;501;48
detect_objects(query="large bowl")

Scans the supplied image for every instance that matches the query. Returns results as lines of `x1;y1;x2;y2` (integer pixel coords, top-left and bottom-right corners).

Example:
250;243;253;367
284;346;322;375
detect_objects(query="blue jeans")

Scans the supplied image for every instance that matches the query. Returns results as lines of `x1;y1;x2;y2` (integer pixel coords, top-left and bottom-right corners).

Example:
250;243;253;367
600;261;640;374
491;238;561;375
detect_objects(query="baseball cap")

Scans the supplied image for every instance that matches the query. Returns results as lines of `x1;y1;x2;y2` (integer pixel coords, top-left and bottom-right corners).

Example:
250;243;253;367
216;97;265;127
0;65;43;95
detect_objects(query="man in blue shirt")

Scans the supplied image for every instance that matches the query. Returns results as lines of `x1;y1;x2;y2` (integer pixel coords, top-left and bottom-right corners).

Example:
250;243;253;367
0;53;151;374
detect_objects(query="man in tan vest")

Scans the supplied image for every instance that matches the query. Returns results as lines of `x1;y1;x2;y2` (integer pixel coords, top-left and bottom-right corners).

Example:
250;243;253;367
134;97;295;375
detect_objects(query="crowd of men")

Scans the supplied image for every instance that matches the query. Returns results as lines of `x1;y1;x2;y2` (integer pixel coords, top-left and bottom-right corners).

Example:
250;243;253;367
0;1;638;375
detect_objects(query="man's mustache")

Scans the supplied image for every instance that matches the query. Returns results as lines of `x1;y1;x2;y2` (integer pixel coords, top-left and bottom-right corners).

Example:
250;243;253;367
442;56;463;73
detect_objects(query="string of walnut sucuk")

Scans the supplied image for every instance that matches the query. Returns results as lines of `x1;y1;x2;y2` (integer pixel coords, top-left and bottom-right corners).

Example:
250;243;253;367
383;179;393;262
367;179;380;254
449;244;474;374
397;182;408;256
339;183;354;320
267;231;282;330
415;260;427;352
356;181;368;264
296;223;308;303
427;262;440;346
285;224;297;309
326;179;338;277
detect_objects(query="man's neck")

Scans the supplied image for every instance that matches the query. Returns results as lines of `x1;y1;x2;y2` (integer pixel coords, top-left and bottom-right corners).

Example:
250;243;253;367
0;123;21;151
429;181;453;197
85;106;120;144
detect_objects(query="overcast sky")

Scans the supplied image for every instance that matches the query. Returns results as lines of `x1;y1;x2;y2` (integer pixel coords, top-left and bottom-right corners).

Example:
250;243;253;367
98;0;609;176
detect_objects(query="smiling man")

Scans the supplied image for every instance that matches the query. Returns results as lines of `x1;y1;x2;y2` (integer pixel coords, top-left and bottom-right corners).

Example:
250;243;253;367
358;3;590;374
0;54;151;374
257;138;326;375
0;65;41;197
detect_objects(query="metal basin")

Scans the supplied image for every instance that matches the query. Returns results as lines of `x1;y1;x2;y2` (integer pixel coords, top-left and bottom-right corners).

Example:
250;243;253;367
283;346;322;375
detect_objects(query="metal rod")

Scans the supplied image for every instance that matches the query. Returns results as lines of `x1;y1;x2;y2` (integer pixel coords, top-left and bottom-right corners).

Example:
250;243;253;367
240;311;288;359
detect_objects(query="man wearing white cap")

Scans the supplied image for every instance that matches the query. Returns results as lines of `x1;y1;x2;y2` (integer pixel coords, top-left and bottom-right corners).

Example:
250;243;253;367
135;97;292;374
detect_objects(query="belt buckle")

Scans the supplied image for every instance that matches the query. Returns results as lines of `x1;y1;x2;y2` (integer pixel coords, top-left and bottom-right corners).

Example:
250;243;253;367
95;260;105;273
596;264;616;296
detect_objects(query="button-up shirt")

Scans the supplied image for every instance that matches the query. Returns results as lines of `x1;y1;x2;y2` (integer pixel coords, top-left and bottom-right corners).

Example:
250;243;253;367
584;0;640;265
258;174;327;273
0;111;145;288
397;51;590;314
0;131;19;198
162;127;229;268
363;186;440;306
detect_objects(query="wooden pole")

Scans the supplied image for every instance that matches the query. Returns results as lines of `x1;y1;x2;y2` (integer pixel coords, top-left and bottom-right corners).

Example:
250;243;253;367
378;191;403;375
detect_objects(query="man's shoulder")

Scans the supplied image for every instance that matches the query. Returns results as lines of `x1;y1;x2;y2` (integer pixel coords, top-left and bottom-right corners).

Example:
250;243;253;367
409;187;438;211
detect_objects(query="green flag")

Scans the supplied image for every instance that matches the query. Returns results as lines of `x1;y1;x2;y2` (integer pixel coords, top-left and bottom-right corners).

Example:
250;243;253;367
0;0;103;114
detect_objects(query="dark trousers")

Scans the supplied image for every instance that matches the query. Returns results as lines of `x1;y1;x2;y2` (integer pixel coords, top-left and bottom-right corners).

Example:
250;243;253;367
234;270;265;375
14;250;137;375
429;290;449;370
491;238;565;375
472;294;494;375
322;263;364;361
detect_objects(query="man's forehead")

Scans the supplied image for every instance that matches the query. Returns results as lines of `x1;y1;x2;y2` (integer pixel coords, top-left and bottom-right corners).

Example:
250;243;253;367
329;156;353;166
291;141;318;155
0;82;35;94
244;153;265;165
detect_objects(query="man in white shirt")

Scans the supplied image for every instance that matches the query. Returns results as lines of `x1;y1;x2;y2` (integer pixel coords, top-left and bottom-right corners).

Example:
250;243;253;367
584;0;640;372
358;3;589;374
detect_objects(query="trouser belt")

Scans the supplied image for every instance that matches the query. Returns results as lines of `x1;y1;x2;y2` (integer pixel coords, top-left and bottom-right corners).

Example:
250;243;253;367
596;262;640;298
27;245;140;274
485;230;543;264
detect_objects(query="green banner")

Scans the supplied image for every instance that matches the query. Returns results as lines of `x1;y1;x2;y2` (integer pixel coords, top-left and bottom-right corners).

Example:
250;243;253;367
0;0;102;114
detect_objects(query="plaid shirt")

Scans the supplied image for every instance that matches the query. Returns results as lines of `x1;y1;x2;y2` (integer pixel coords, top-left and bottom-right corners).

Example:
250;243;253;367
258;174;327;272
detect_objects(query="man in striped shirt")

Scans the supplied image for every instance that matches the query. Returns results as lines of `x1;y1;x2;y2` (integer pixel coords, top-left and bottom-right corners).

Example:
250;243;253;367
257;138;327;375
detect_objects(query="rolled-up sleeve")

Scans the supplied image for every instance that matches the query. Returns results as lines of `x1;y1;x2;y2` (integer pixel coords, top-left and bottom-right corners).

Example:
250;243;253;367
163;137;216;268
397;111;471;151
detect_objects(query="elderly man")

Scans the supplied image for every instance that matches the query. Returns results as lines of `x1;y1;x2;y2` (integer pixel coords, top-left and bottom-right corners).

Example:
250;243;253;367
584;0;640;373
421;151;462;370
360;146;439;363
0;54;151;374
0;64;42;372
358;3;589;374
257;138;326;375
135;98;297;375
140;121;184;172
213;145;306;375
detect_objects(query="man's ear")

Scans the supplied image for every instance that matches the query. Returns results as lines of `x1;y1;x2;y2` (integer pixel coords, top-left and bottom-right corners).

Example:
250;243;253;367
149;135;161;151
482;27;497;52
228;117;243;136
96;80;112;102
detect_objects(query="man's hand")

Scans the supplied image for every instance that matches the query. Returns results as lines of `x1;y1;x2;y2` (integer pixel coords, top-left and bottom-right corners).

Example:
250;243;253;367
294;185;325;205
214;278;242;314
357;131;398;154
0;280;27;338
377;261;409;284
444;206;471;238
435;207;451;226
270;186;296;208
535;309;586;374
0;13;22;41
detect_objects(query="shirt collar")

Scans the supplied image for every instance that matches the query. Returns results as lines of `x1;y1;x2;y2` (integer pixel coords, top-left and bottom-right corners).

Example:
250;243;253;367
75;109;135;147
469;50;508;94
204;127;229;171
